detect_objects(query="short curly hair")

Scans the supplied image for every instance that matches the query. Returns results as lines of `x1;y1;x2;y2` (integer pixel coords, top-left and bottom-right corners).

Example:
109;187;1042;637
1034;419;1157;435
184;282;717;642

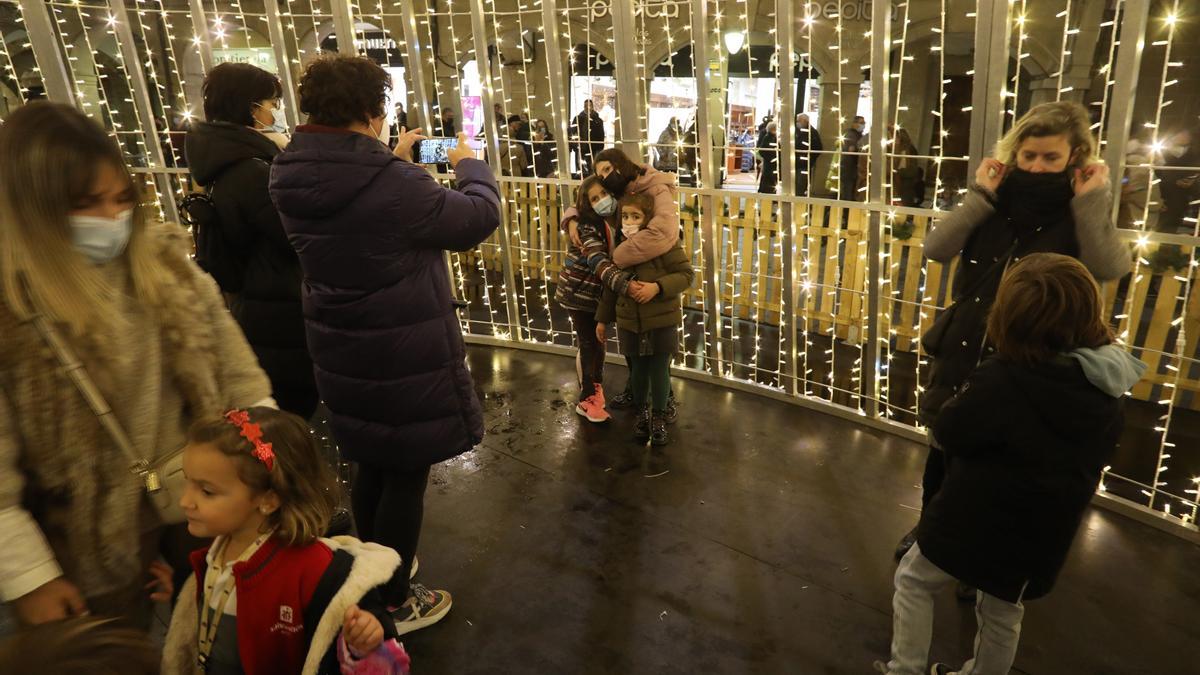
298;55;391;127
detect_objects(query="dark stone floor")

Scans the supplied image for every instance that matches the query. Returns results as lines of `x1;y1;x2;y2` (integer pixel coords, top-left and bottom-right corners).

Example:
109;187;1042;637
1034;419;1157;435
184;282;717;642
399;345;1200;675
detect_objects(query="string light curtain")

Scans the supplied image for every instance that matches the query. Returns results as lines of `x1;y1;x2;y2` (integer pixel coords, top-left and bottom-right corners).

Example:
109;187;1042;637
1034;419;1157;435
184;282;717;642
7;0;1199;533
0;2;44;118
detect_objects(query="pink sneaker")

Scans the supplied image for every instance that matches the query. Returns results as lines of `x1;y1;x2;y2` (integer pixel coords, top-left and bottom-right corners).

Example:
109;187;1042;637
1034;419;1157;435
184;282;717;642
575;391;611;423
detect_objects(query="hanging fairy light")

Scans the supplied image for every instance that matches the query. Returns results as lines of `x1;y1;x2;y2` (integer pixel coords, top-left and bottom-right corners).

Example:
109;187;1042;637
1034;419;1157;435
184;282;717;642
0;1;39;108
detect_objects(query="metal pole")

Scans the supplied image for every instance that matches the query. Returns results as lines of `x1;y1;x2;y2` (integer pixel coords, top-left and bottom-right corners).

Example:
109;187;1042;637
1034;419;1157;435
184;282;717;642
610;0;644;158
329;0;358;57
397;0;434;134
469;0;521;338
967;0;1011;179
863;0;892;417
540;0;576;202
544;0;580;212
692;0;723;375
17;0;75;105
1102;0;1150;225
186;0;215;75
109;0;178;222
262;0;299;128
777;0;797;394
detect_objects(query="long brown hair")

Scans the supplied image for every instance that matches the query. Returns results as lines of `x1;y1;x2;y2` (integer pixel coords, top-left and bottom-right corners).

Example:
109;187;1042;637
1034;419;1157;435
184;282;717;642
188;407;339;546
0;102;168;342
594;147;646;179
988;253;1113;365
575;175;607;220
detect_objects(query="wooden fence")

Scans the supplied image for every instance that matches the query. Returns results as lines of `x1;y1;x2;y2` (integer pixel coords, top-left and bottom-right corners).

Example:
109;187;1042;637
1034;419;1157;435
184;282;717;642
475;182;1200;411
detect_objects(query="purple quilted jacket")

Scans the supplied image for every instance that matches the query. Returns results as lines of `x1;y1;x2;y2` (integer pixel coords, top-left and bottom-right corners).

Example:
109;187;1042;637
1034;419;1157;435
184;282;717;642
269;126;500;468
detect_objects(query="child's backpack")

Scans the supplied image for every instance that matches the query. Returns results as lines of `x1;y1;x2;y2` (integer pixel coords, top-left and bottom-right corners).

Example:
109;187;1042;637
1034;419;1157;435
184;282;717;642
178;161;261;293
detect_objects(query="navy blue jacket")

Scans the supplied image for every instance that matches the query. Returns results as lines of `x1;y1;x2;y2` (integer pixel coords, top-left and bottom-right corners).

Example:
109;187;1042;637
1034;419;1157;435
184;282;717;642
269;126;500;468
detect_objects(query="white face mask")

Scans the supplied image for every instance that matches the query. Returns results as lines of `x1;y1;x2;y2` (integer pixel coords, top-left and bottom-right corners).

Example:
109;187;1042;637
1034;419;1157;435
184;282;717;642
71;210;133;264
1168;145;1188;158
593;195;616;217
621;223;640;239
375;118;391;146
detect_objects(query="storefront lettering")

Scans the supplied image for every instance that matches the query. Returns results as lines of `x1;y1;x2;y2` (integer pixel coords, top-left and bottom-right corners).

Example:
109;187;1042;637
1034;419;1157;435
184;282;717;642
803;1;899;22
590;0;680;21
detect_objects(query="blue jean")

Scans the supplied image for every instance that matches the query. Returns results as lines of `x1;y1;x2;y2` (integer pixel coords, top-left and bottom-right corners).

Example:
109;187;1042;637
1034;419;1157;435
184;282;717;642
886;544;1025;675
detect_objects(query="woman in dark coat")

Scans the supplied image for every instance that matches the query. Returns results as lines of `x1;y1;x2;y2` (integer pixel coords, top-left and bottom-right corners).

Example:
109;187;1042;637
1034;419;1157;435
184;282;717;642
573;99;606;175
532;118;558;178
894;101;1131;562
757;122;779;194
185;63;319;418
269;55;501;634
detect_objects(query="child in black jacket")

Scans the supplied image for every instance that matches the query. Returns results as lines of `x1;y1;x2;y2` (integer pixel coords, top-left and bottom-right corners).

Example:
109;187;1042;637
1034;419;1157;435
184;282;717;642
877;253;1145;675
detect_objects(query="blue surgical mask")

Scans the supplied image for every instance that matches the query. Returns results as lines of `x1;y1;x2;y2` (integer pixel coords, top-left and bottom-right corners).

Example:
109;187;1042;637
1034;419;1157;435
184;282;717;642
71;210;133;264
254;103;288;134
594;195;616;217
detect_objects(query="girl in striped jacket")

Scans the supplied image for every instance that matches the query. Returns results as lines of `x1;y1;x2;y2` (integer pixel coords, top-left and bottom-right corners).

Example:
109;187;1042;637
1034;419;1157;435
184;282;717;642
555;175;637;422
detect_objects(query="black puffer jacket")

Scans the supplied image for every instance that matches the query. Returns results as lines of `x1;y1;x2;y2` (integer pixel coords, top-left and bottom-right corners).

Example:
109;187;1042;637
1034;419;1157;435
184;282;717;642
919;346;1144;603
185;122;319;418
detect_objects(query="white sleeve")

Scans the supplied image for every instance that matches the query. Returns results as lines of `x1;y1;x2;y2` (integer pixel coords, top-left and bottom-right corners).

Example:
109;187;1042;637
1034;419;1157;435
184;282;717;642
0;390;63;600
0;507;62;601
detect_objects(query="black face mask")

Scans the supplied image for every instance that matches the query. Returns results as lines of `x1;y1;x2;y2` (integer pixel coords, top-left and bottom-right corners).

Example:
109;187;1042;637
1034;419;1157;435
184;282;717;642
998;167;1075;230
601;170;632;197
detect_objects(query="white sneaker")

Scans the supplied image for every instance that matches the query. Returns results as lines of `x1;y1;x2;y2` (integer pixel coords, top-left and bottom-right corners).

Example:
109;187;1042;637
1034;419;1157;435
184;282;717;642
390;583;452;636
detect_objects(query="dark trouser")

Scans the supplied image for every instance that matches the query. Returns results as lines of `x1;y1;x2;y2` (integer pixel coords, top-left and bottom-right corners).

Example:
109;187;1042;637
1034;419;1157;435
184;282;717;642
921;445;946;510
352;464;432;605
629;353;672;411
795;165;810;197
839;160;859;201
759;168;778;194
570;309;604;397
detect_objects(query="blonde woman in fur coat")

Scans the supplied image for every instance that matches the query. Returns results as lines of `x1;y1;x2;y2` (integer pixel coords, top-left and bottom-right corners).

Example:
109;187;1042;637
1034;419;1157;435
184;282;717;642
0;103;272;628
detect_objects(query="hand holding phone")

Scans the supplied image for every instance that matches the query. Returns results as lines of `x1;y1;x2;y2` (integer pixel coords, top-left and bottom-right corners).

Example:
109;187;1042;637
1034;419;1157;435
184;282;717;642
446;133;476;169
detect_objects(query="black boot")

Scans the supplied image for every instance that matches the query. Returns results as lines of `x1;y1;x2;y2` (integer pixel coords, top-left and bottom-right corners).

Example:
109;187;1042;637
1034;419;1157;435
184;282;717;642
610;386;635;409
634;405;651;441
650;410;669;446
894;527;917;561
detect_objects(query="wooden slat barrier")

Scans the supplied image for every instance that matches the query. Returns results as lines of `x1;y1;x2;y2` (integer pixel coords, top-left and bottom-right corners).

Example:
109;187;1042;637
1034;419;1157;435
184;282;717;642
166;176;1200;411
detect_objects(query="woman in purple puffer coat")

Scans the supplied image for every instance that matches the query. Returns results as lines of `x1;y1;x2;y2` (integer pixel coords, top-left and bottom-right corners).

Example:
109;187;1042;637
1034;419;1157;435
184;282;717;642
269;55;500;635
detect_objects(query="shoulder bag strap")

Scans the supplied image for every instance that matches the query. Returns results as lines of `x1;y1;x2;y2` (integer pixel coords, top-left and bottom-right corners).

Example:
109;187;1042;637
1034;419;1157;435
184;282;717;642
29;313;150;478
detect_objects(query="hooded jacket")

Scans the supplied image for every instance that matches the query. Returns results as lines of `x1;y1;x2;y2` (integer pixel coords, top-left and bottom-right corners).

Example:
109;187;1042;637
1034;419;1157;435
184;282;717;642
559;165;680;268
162;536;401;675
595;239;694;335
269;126;500;469
918;345;1146;603
185;122;319;418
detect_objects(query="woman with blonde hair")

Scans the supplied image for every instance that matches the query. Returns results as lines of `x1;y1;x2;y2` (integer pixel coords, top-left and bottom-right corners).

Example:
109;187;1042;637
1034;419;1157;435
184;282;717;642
0;102;271;627
894;101;1131;563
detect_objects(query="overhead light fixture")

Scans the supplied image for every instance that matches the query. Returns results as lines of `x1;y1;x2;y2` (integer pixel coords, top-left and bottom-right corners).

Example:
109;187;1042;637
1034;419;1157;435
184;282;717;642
724;31;746;55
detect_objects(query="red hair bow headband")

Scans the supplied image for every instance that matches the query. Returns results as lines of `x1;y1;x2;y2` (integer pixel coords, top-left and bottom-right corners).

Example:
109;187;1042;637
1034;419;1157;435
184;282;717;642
224;409;275;471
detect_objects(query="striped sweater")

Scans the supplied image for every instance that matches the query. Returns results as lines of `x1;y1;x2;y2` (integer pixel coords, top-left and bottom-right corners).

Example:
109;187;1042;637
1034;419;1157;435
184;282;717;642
555;214;635;312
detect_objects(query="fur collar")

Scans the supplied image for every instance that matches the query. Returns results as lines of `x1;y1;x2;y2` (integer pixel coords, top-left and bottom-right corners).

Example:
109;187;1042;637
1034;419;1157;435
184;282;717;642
162;537;400;675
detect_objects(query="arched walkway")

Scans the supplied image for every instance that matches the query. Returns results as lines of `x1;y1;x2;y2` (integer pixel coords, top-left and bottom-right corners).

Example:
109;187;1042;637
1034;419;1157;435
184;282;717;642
400;345;1199;673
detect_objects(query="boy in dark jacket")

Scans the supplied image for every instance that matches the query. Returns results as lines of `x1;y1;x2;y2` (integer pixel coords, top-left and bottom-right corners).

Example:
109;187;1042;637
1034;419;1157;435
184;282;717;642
596;193;694;445
877;253;1145;675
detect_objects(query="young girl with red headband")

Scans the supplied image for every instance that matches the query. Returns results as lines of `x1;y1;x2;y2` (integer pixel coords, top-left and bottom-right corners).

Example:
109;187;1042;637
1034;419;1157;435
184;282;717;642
163;407;410;675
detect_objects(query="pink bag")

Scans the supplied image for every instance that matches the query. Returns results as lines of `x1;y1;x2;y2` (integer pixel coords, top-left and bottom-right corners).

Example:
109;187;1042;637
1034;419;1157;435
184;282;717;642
337;636;411;675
